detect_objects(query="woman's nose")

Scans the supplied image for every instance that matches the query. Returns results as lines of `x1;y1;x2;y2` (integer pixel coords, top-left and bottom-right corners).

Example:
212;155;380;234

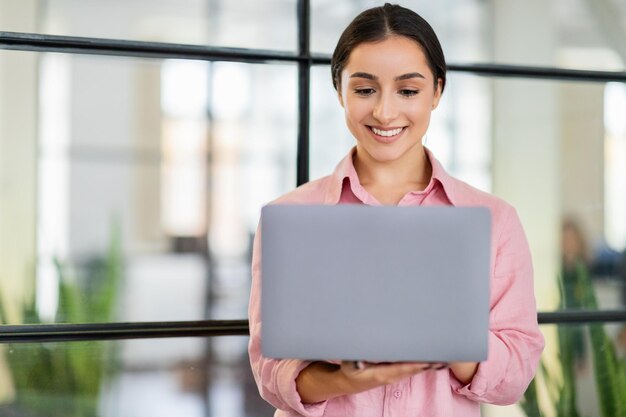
372;93;397;124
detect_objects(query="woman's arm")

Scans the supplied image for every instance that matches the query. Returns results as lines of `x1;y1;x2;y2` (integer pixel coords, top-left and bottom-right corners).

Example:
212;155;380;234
450;206;544;405
249;225;314;415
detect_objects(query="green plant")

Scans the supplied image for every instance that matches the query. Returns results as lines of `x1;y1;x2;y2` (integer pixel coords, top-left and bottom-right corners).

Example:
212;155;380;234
0;221;123;417
521;260;626;417
579;262;626;417
520;376;541;417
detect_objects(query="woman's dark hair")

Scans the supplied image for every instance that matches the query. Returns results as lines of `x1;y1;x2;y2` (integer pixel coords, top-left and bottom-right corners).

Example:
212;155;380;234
331;3;446;94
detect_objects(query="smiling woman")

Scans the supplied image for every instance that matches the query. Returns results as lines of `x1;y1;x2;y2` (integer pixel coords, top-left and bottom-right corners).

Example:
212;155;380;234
248;3;544;417
338;37;441;202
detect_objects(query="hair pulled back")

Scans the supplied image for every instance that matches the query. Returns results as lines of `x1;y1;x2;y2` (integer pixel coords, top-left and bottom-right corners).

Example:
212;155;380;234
331;3;447;93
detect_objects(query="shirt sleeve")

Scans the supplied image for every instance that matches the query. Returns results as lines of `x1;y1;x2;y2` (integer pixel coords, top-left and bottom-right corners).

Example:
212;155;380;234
248;223;329;417
450;205;545;405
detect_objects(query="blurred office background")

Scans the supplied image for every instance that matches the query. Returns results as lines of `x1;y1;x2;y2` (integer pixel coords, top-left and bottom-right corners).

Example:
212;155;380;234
0;0;625;416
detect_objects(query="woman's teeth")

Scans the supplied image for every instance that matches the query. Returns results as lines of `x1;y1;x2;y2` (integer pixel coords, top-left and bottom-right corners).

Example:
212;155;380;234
371;127;403;137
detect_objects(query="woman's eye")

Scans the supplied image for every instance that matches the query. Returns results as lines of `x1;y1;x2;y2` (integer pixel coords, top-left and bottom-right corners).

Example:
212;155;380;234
399;89;419;97
354;88;375;96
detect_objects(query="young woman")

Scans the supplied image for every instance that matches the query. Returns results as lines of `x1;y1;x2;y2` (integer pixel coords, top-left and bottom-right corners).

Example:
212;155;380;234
248;4;544;416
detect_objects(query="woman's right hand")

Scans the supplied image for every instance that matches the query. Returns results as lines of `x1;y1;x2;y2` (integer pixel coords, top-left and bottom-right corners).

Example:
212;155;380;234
296;360;447;404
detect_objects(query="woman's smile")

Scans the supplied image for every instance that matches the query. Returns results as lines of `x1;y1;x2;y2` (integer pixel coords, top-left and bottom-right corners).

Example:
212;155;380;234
367;125;407;144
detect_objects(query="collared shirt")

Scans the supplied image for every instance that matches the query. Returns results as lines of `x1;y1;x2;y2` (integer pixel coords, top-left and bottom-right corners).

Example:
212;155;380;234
248;147;545;417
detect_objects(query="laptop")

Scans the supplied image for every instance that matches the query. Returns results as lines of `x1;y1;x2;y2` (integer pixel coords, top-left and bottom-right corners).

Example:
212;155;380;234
260;205;491;363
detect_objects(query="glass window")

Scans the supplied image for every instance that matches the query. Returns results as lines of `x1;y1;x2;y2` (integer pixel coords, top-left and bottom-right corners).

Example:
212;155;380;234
0;50;297;324
1;0;297;51
490;78;622;312
311;0;490;65
0;336;273;417
311;0;626;72
309;65;354;181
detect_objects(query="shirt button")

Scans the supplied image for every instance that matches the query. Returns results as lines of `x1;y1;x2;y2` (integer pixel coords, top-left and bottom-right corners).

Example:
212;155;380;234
393;390;401;399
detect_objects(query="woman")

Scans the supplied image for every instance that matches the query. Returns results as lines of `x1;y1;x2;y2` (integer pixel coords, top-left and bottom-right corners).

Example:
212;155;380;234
248;4;544;416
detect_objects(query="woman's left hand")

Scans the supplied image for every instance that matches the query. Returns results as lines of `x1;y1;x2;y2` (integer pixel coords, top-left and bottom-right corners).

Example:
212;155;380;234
449;361;479;384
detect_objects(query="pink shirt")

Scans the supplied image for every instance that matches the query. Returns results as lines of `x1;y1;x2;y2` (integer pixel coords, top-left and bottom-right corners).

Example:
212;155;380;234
248;147;544;417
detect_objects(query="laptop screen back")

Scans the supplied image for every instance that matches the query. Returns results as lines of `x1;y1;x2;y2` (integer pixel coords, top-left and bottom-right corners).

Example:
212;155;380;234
260;205;491;362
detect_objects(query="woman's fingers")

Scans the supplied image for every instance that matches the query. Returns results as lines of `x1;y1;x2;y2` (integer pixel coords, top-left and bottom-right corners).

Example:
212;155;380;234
342;361;448;371
339;361;446;388
422;362;449;370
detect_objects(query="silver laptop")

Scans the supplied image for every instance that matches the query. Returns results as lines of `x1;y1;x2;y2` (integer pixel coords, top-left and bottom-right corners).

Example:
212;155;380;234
260;205;491;363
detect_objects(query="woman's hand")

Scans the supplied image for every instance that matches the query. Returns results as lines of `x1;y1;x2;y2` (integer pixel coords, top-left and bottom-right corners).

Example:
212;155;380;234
339;361;446;390
448;361;479;384
296;360;447;404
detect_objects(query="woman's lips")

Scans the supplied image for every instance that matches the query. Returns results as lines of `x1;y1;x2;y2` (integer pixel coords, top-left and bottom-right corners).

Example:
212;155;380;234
368;126;406;143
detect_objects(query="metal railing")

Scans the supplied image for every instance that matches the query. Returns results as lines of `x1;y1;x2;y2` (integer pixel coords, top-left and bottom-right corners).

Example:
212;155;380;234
3;32;626;83
1;311;625;343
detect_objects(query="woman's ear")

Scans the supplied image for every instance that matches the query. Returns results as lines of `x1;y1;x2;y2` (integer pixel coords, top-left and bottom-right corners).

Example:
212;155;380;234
431;78;443;110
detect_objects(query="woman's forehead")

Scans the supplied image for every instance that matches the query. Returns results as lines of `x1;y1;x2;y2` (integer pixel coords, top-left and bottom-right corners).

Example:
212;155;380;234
343;37;433;79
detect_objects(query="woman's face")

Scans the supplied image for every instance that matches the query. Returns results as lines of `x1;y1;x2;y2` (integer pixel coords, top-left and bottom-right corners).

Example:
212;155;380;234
338;36;442;164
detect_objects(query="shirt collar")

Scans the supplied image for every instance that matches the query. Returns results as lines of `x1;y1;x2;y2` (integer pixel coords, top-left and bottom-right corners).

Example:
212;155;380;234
324;146;459;205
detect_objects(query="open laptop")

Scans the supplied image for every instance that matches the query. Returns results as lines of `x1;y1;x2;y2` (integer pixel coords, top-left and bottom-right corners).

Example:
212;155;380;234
260;205;491;363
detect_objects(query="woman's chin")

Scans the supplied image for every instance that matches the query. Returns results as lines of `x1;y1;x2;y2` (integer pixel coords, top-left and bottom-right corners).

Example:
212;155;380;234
356;143;422;165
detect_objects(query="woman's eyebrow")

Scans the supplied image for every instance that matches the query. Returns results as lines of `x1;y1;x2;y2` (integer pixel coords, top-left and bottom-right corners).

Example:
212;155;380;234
350;72;377;80
349;72;426;81
395;72;425;81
